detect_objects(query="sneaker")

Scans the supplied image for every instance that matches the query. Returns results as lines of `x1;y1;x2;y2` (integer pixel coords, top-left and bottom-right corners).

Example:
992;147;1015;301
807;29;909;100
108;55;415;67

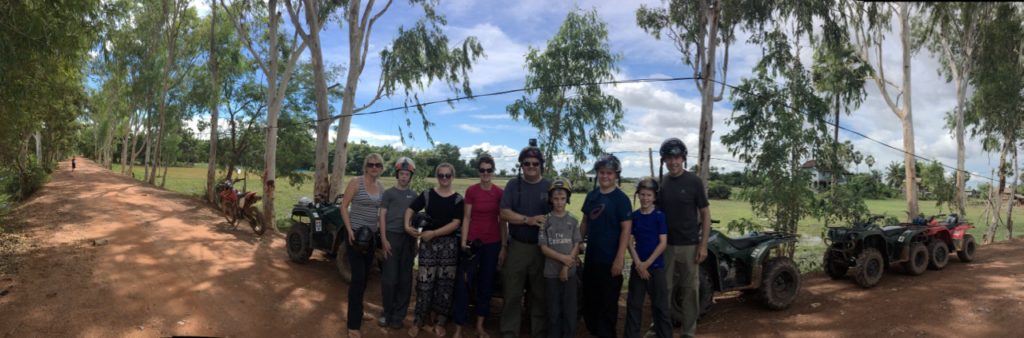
388;321;404;330
377;316;388;327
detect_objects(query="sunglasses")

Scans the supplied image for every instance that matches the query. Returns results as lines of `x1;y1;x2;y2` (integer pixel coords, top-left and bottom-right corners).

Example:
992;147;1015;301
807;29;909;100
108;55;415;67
365;162;383;168
478;168;495;174
437;173;453;179
521;161;541;168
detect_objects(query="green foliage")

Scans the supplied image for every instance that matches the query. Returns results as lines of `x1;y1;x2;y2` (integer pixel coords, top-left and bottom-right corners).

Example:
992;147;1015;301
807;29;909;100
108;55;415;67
811;184;868;227
506;7;624;164
707;181;732;200
918;161;957;212
0;160;48;202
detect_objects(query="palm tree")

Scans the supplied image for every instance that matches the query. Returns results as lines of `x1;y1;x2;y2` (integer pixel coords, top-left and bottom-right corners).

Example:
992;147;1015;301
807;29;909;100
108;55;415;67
885;161;905;191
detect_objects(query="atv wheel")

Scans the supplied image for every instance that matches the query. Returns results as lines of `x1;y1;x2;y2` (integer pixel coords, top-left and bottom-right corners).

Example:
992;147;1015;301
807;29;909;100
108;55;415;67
336;243;352;283
852;247;884;288
901;242;928;276
927;241;949;270
758;257;800;310
823;249;849;280
286;222;313;263
244;206;267;235
698;265;713;317
957;234;977;262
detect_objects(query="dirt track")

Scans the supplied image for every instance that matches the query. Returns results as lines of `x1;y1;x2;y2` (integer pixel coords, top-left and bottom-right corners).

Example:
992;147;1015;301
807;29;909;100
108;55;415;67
1;158;1023;337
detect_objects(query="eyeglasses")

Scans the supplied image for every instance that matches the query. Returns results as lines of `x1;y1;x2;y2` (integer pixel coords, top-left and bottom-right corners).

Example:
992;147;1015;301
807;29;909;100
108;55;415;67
365;162;383;169
478;168;495;174
437;173;453;179
521;161;541;168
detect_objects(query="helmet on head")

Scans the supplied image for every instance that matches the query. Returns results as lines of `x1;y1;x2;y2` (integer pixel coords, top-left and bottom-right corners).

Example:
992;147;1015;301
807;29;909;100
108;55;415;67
635;176;660;194
520;145;544;165
549;176;573;203
592;153;622;175
659;138;687;159
393;157;415;178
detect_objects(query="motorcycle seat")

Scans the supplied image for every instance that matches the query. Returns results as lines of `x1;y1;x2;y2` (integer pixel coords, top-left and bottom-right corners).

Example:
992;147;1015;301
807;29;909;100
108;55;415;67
719;233;772;250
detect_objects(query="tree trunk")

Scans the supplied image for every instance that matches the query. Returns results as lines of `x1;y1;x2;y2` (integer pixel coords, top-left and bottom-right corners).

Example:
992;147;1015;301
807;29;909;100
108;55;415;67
34;131;41;163
985;174;1003;244
1007;146;1017;240
120;109;134;175
899;5;919;220
144;113;153;181
304;0;332;203
261;0;282;234
206;2;220;204
696;2;720;187
954;77;967;216
161;162;169;188
330;0;366;201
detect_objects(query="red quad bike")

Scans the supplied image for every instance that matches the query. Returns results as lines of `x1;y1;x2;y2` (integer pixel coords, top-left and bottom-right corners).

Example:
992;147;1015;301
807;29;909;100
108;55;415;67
216;179;267;235
917;214;977;269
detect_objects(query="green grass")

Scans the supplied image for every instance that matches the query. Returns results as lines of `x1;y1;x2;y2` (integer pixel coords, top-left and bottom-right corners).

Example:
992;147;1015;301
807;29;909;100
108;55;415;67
111;164;1022;271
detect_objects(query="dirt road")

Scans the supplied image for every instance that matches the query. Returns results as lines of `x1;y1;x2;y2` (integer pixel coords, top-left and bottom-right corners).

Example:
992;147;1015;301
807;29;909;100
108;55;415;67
1;158;1022;337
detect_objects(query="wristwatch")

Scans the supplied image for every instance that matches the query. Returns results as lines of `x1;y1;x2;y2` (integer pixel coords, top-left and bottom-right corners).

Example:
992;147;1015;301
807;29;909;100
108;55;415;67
521;215;528;224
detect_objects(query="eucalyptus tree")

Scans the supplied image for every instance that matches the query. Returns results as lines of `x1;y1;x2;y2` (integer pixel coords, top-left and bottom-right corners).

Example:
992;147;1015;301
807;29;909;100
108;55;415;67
149;0;201;185
965;4;1024;243
846;2;920;219
221;0;310;230
506;7;623;167
326;0;485;202
915;3;994;216
636;0;752;185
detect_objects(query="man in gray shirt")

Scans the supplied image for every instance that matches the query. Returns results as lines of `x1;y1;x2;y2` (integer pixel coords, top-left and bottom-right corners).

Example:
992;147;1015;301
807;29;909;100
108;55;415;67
378;157;419;329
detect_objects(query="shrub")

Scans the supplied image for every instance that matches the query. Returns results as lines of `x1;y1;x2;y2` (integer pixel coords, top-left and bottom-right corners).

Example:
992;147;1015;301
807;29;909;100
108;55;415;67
707;181;732;200
1;162;48;201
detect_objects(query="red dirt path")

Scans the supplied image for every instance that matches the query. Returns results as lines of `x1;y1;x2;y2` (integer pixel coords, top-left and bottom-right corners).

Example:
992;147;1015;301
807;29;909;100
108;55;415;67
1;158;1022;337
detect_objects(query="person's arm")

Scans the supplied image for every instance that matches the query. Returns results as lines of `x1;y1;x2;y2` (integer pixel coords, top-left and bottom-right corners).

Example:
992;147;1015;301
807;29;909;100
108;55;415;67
648;234;668;266
540;243;569;262
340;178;359;244
379;205;391;257
462;202;473;249
612;218;632;277
697;207;711;263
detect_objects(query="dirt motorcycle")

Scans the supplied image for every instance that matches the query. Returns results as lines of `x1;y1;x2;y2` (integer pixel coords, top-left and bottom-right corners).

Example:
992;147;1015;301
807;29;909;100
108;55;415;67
215;179;266;235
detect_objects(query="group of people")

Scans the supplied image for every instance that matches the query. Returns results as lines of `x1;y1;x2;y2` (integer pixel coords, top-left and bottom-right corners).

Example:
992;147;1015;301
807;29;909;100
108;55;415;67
338;137;711;338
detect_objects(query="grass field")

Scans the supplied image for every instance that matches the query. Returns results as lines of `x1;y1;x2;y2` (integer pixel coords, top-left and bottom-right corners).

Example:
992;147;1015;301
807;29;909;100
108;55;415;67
111;163;1020;270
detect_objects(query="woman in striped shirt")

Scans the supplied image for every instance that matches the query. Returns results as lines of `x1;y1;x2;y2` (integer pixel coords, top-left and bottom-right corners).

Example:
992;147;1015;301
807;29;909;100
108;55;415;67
341;153;385;338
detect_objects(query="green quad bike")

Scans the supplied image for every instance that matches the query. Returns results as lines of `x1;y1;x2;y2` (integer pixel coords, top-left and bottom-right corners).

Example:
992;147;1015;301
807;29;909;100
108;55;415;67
823;215;931;288
285;196;367;283
671;220;802;321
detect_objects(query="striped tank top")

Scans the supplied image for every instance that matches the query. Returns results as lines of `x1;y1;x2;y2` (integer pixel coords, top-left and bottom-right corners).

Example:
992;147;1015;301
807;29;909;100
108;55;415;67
349;177;382;231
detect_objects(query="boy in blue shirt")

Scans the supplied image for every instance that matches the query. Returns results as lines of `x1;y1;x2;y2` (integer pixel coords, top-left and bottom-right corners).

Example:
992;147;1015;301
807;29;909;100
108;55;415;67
624;177;671;338
581;154;632;338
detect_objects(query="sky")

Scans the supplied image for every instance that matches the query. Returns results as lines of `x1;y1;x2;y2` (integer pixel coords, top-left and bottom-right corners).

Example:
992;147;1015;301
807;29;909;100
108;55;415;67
187;0;1000;186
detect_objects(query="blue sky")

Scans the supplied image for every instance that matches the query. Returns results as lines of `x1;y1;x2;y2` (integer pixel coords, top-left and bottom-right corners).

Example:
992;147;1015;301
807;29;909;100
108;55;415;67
187;1;1000;186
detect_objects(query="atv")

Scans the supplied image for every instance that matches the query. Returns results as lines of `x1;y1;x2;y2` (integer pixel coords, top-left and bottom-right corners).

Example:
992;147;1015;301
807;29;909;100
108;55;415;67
677;221;801;319
823;215;931;288
285;196;359;282
918;214;977;270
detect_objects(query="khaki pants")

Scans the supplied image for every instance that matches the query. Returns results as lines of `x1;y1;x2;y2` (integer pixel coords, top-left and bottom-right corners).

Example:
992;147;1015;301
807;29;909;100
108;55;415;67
664;245;699;338
499;239;546;338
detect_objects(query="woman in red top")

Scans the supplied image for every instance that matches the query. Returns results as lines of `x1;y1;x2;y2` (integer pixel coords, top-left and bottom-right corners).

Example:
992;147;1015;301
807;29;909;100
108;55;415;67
452;154;505;338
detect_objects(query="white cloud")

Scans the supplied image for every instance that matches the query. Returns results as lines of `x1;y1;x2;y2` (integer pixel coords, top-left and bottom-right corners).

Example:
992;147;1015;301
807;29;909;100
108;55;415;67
471;114;508;120
458;124;483;133
341;124;401;145
458;142;521;173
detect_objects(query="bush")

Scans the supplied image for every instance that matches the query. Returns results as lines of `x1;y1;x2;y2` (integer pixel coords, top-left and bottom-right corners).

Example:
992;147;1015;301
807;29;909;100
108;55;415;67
707;181;732;200
0;162;48;201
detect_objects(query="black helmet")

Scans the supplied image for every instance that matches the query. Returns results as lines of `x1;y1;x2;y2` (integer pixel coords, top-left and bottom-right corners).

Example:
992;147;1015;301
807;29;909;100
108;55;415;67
518;139;544;166
635;176;660;194
659;138;687;159
549;176;573;203
592;153;622;175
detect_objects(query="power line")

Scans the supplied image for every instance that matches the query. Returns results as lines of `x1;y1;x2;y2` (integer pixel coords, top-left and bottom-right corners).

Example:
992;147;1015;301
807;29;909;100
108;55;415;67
699;75;996;182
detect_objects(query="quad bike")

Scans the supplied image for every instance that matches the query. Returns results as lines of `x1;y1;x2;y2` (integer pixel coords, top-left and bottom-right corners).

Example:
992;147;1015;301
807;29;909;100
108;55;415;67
917;214;977;270
285;195;355;282
823;215;931;288
215;179;266;235
669;220;801;321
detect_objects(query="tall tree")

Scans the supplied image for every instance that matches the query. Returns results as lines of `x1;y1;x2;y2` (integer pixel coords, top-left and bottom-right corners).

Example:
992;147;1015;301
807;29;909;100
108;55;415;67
916;3;993;216
506;7;624;166
965;4;1024;243
206;0;220;203
150;0;197;184
222;0;309;232
847;2;920;219
284;0;341;202
327;0;484;201
637;0;746;185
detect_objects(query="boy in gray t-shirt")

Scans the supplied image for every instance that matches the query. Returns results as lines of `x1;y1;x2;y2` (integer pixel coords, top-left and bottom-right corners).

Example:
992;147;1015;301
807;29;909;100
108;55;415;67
378;158;419;329
538;180;581;338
